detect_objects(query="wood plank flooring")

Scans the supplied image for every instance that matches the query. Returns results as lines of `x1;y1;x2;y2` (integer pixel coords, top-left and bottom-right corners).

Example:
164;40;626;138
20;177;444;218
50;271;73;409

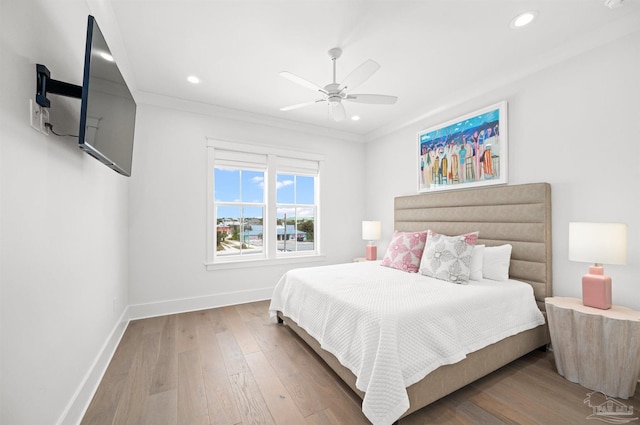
81;300;640;425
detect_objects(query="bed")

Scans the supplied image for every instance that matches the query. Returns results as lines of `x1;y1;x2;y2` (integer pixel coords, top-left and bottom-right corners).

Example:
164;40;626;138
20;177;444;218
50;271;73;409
269;182;552;424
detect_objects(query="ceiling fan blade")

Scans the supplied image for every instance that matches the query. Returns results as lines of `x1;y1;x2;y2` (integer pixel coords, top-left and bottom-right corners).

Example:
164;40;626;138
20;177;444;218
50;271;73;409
339;59;380;91
280;71;327;94
328;102;346;122
280;100;322;112
345;94;398;104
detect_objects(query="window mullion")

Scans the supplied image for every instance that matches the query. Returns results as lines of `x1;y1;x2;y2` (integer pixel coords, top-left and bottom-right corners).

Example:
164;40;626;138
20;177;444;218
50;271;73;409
315;161;322;255
207;147;216;264
266;154;277;259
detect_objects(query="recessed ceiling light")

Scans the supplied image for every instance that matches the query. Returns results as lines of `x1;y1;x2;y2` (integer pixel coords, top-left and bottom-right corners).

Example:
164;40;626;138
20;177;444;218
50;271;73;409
351;115;360;121
100;52;114;62
187;75;200;84
510;11;538;29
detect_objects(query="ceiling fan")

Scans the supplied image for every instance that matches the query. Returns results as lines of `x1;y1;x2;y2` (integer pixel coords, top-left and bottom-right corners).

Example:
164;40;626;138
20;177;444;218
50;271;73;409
279;47;398;122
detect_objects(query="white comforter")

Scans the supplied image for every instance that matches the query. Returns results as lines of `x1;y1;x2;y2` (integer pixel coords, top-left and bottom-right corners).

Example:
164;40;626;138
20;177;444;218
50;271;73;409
268;261;545;425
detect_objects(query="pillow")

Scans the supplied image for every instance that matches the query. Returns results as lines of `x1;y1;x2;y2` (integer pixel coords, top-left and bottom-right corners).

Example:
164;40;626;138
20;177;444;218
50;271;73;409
483;244;513;281
419;230;479;284
380;231;428;273
469;244;485;281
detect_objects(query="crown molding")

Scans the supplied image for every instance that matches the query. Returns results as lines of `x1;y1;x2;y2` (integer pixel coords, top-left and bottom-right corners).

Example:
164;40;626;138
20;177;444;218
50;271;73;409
135;91;364;144
365;19;640;143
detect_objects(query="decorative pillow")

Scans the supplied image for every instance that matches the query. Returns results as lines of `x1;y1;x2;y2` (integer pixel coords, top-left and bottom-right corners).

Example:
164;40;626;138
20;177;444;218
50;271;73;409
469;244;485;281
419;230;479;284
380;231;428;273
483;244;513;281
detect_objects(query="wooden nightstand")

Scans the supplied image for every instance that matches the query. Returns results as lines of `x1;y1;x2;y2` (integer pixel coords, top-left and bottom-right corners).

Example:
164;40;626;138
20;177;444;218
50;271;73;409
545;296;640;398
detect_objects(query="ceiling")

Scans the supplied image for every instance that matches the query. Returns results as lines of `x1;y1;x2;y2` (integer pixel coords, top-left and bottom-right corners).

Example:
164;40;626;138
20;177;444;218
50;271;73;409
104;0;640;140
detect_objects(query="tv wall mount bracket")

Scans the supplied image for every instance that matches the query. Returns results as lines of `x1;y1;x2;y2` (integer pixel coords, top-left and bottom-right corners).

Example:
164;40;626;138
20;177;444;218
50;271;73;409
35;64;82;108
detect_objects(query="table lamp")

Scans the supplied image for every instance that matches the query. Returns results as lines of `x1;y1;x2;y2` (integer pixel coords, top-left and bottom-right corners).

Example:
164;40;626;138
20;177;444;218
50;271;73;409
362;221;382;261
568;222;627;309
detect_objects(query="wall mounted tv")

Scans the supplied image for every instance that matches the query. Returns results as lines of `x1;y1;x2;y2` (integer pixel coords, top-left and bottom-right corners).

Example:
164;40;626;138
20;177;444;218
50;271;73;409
36;15;137;176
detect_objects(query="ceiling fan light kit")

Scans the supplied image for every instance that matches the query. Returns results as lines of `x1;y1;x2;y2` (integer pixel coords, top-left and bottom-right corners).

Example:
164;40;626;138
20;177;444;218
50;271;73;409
280;47;398;122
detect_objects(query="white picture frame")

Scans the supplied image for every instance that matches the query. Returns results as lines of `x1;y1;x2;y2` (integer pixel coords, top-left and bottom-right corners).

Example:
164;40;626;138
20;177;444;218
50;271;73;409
418;101;508;193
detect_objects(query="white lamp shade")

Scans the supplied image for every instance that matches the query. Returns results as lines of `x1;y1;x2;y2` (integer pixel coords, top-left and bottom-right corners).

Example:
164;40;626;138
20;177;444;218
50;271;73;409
362;221;381;241
569;222;627;265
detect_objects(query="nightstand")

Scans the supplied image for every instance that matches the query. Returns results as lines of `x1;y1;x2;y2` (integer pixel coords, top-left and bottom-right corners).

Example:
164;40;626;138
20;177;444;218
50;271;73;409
545;296;640;398
353;257;368;262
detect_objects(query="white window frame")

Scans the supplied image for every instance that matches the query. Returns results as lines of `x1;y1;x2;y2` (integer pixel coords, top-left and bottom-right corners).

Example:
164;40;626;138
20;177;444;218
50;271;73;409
206;139;324;270
214;165;267;260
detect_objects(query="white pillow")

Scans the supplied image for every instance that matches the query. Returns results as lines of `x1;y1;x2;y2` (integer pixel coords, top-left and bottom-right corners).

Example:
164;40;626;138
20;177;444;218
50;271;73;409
469;244;485;281
483;244;512;281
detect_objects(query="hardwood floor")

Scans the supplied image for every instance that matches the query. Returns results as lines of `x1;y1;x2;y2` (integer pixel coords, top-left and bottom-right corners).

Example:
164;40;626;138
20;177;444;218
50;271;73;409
81;300;640;425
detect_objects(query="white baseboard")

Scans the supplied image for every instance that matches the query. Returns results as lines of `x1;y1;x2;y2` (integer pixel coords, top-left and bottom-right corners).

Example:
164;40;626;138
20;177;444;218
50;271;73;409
56;307;130;425
56;287;274;425
48;286;640;425
128;286;274;320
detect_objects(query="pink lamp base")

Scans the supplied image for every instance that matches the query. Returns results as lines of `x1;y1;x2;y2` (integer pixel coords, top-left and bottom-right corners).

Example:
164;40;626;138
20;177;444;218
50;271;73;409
582;266;612;310
366;245;377;261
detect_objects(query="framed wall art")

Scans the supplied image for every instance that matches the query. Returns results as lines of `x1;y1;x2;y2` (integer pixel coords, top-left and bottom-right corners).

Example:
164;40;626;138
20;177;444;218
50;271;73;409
418;101;508;193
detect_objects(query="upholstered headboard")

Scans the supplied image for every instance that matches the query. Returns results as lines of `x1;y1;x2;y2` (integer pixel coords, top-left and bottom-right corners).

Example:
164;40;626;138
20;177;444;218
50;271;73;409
394;182;552;311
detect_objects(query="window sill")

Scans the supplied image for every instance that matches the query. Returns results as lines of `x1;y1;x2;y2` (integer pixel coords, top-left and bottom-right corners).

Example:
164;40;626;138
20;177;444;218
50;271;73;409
205;254;326;271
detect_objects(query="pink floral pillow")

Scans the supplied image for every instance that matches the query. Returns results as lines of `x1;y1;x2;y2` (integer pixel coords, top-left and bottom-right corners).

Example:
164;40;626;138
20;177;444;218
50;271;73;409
380;231;428;273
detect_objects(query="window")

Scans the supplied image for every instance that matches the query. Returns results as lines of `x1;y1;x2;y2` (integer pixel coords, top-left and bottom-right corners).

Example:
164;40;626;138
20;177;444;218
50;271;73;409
214;168;265;258
207;140;322;267
276;173;315;254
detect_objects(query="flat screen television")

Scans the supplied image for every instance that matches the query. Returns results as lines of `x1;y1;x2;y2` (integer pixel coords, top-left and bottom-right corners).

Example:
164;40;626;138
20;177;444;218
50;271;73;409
78;15;136;176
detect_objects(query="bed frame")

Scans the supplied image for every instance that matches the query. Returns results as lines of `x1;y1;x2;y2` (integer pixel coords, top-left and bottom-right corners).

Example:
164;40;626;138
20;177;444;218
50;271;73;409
277;182;552;422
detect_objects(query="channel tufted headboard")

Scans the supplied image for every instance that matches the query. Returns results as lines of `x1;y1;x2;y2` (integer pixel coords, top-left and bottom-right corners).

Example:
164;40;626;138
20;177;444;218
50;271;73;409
394;182;552;311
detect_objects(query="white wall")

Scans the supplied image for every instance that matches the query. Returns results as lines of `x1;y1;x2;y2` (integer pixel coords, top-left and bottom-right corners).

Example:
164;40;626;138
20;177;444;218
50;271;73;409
365;30;640;310
0;1;130;424
128;102;365;314
1;2;636;423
